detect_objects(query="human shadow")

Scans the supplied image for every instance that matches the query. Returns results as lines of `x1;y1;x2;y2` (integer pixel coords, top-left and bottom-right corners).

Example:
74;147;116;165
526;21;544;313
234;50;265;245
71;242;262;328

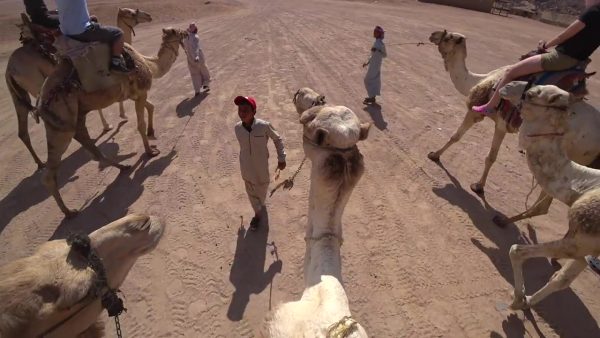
432;162;600;337
176;93;208;118
362;103;387;130
49;149;177;239
227;210;282;321
0;126;129;235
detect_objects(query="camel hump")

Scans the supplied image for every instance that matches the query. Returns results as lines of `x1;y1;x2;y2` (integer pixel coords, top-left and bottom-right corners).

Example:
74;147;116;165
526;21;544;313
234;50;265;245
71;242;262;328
53;35;119;92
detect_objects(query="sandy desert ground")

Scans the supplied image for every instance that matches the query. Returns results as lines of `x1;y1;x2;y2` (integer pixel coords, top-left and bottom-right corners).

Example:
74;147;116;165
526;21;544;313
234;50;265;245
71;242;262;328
0;0;599;337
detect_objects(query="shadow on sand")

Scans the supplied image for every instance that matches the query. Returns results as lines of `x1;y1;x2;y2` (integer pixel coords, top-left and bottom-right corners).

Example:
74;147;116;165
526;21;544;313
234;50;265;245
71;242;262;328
363;103;387;130
227;210;282;321
432;162;599;338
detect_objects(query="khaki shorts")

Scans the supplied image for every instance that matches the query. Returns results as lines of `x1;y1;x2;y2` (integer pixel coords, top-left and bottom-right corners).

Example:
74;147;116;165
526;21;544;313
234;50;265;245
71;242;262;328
541;49;579;71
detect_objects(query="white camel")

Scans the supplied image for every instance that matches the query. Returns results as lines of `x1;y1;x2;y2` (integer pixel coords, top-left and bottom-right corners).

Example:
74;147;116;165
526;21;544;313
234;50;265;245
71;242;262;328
0;214;165;337
263;103;370;337
499;82;600;309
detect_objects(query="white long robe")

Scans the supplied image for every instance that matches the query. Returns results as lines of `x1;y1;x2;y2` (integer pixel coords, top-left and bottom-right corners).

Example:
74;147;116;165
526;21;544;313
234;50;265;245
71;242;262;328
364;38;386;97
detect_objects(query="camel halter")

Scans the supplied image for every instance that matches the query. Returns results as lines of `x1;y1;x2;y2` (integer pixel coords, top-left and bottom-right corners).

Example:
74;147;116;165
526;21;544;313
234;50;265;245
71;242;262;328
305;232;344;245
41;234;127;338
326;315;359;337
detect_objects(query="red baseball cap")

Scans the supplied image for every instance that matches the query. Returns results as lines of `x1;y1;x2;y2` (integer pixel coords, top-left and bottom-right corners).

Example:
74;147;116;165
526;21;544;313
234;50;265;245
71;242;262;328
234;96;257;111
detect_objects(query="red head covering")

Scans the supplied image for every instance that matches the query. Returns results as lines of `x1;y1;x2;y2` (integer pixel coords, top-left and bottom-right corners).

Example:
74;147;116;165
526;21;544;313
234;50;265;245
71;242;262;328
374;26;384;39
234;96;257;111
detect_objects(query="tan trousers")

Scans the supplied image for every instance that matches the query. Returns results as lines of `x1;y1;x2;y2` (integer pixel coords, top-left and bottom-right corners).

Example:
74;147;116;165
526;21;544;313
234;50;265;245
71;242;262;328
187;51;211;92
244;180;269;213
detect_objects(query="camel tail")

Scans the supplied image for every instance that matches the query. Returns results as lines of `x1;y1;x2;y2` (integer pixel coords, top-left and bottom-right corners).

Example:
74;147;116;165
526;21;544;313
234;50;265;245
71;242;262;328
5;72;34;114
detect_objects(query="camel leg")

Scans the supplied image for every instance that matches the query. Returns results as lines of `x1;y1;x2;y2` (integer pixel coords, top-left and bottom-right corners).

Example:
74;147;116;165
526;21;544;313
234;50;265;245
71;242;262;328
42;125;77;218
428;111;478;161
493;191;553;227
96;109;112;131
528;258;587;307
17;105;45;170
470;125;506;194
508;238;585;310
119;100;127;120
145;100;156;138
135;96;159;156
73;115;131;170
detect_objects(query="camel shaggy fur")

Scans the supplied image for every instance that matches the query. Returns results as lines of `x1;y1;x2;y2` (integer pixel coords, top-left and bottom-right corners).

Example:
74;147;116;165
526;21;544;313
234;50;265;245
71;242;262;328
428;30;600;228
0;213;165;337
38;27;186;217
293;87;327;114
263;105;370;337
499;82;600;309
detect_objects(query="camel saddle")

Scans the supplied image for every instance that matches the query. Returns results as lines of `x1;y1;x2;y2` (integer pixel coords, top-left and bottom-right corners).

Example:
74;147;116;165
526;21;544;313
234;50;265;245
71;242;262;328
19;13;57;62
497;58;595;132
52;35;120;93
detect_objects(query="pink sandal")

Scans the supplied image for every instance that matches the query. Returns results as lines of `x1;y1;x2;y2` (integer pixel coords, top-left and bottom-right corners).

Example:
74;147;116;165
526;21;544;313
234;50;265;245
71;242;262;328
472;104;495;116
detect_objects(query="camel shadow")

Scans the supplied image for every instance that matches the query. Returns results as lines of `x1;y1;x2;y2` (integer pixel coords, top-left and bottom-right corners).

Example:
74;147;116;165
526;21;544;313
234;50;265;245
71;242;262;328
363;103;387;130
49;149;177;239
227;210;282;321
0;131;129;235
176;93;208;118
432;162;599;337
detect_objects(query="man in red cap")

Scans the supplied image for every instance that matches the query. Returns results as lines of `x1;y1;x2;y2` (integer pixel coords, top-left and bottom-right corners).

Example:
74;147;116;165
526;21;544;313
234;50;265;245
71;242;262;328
234;96;286;231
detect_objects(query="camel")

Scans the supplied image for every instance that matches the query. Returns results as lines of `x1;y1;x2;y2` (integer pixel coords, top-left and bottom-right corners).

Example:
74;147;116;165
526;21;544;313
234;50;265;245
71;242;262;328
5;9;152;171
0;213;165;337
38;27;187;218
293;87;327;114
427;30;600;227
263;104;370;337
497;82;600;310
97;7;153;122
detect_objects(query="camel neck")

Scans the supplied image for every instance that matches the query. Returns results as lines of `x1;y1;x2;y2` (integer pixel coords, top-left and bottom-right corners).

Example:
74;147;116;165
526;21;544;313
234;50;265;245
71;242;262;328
445;46;486;96
145;41;179;78
117;19;133;44
524;135;600;206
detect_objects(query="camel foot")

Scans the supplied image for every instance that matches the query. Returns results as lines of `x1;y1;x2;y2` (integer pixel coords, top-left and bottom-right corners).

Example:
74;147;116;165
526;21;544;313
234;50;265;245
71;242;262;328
64;209;80;219
492;214;509;228
103;124;113;132
146;148;160;157
509;294;530;310
427;152;440;162
470;183;484;195
120;114;127;121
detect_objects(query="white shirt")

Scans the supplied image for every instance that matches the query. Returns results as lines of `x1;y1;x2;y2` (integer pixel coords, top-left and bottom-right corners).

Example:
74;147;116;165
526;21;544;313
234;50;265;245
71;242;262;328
235;118;286;184
183;33;203;62
56;0;91;35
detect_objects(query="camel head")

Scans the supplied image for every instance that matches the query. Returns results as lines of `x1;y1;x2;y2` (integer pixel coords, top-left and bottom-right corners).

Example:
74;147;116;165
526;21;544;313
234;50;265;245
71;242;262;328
500;82;574;120
429;30;466;71
162;27;188;46
118;8;153;25
300;106;370;151
293;87;327;114
0;214;164;337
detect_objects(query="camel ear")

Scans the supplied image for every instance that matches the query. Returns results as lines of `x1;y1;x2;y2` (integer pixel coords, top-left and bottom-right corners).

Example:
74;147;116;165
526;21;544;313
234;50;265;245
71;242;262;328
299;106;319;124
318;95;326;105
315;128;328;146
359;122;371;141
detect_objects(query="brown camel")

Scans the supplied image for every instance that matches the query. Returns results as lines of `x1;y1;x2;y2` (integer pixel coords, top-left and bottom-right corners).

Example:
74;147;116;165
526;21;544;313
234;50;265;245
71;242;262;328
499;82;600;309
5;9;152;171
38;27;186;218
0;213;165;337
428;30;600;228
98;7;153;122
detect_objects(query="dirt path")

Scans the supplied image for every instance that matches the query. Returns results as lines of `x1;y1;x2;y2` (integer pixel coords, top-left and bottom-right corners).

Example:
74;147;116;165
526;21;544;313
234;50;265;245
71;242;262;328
0;0;599;336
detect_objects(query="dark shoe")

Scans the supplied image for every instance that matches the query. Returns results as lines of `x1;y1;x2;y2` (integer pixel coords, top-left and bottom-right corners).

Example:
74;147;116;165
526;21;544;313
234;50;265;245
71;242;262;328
201;85;210;93
249;216;260;231
110;57;130;73
363;97;375;104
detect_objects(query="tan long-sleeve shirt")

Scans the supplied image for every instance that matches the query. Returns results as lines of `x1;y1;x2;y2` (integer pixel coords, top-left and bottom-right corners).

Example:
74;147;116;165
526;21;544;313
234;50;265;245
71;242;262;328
235;118;286;184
